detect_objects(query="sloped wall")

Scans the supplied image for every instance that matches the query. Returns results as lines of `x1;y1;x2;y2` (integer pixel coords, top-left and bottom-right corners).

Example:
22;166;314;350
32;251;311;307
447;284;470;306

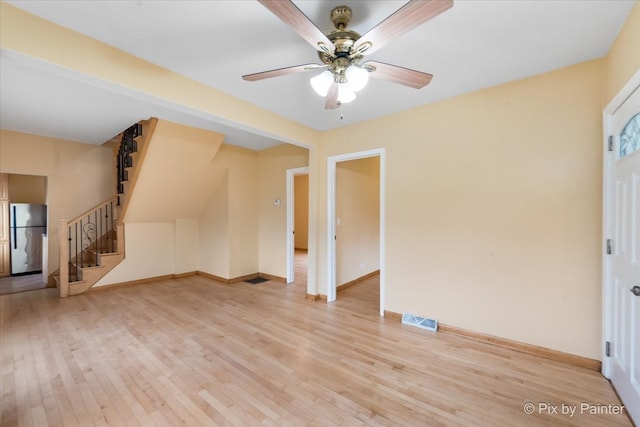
124;119;225;223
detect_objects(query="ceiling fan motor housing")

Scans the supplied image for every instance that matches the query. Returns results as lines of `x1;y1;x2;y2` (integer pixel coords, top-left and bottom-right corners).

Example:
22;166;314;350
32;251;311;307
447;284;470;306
318;6;364;81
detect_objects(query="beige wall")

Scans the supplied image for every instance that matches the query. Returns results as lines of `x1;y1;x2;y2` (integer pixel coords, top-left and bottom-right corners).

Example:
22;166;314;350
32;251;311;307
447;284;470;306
175;219;198;275
0;130;113;275
99;144;308;285
604;1;640;104
228;146;259;278
320;59;606;359
96;222;175;286
8;174;47;203
125;120;224;223
196;144;259;279
336;157;380;285
96;217;198;285
197;143;308;280
257;144;309;278
294;174;309;250
198;172;230;278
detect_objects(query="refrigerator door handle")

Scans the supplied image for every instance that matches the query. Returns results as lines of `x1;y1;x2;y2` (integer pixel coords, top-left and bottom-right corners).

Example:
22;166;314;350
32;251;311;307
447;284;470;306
12;205;17;250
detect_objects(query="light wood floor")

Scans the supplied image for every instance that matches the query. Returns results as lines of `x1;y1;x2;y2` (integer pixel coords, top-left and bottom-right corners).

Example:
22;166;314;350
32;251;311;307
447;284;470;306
0;273;46;296
0;253;631;426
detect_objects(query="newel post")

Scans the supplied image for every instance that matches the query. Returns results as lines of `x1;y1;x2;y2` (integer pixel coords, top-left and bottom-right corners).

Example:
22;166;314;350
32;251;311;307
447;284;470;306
58;219;69;298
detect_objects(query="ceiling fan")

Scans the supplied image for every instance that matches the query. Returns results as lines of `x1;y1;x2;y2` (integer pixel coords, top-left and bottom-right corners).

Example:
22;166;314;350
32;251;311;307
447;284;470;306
242;0;453;110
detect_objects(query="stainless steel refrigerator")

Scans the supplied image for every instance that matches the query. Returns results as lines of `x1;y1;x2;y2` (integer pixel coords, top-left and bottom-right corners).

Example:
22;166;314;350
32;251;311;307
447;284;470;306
9;203;47;275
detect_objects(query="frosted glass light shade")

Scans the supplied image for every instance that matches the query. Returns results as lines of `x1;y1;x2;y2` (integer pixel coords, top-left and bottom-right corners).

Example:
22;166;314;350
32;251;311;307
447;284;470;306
338;85;356;103
345;65;369;92
310;71;333;96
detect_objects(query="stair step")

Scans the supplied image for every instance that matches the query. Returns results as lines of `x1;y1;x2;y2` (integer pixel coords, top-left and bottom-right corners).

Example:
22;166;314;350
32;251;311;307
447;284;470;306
128;152;139;166
71;251;120;270
71;251;123;282
69;280;92;296
120;181;131;194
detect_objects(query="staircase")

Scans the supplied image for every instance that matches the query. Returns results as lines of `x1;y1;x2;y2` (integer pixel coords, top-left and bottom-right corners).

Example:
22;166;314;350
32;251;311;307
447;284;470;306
57;118;157;297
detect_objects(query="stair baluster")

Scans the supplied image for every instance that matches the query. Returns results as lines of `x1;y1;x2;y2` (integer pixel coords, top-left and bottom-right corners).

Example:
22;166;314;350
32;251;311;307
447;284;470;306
56;119;153;297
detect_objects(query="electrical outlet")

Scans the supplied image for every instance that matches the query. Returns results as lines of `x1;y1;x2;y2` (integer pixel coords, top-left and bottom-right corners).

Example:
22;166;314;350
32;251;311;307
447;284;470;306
360;263;365;270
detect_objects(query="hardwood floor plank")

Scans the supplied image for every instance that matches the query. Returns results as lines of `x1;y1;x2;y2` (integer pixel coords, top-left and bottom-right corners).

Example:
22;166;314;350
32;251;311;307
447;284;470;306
0;252;632;426
198;388;243;426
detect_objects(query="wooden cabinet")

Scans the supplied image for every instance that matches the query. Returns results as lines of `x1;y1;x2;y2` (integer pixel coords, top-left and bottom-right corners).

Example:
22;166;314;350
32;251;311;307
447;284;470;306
0;174;9;277
0;240;9;277
0;173;7;199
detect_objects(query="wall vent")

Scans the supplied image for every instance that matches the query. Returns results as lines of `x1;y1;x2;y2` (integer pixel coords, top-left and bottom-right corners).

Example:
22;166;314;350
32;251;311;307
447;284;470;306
402;313;438;332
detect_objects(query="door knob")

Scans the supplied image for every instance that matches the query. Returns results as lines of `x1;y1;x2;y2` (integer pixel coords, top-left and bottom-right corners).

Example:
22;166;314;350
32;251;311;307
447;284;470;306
632;286;640;296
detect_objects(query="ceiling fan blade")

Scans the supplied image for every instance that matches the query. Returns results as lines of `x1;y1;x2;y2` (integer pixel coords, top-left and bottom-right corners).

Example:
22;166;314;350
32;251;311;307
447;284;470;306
258;0;335;55
355;0;453;56
325;82;339;110
242;64;325;81
363;61;433;89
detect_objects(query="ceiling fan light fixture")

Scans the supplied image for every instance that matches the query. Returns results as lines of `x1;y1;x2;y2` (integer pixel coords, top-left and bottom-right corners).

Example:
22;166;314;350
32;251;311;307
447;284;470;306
338;84;356;103
248;0;452;109
310;70;333;96
345;65;369;92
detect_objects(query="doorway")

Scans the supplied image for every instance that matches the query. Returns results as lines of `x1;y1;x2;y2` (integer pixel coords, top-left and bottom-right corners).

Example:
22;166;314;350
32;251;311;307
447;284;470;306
602;70;640;424
286;166;309;284
327;149;385;315
0;173;48;294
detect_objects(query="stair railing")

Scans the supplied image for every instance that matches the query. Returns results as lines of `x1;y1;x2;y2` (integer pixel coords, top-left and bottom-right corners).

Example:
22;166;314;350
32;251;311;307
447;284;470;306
58;196;118;297
116;123;142;206
56;119;152;297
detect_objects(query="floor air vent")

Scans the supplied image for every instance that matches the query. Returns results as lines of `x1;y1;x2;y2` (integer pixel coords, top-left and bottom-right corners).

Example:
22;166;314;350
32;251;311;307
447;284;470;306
402;313;438;332
245;277;269;284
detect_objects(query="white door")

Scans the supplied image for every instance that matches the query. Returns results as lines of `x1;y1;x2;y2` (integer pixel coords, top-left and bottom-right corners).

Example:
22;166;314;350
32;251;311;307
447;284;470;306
608;84;640;423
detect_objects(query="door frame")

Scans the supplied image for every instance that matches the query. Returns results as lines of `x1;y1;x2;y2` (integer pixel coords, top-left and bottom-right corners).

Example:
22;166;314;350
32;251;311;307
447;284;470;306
327;148;385;315
286;166;309;283
602;68;640;378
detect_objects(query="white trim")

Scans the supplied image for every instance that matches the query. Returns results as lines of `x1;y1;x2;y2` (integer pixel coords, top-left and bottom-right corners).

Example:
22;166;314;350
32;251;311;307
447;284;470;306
286;167;309;283
602;69;640;378
327;148;386;316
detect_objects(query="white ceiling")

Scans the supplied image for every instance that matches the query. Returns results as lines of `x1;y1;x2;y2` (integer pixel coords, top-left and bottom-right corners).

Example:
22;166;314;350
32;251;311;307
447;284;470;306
0;0;635;149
